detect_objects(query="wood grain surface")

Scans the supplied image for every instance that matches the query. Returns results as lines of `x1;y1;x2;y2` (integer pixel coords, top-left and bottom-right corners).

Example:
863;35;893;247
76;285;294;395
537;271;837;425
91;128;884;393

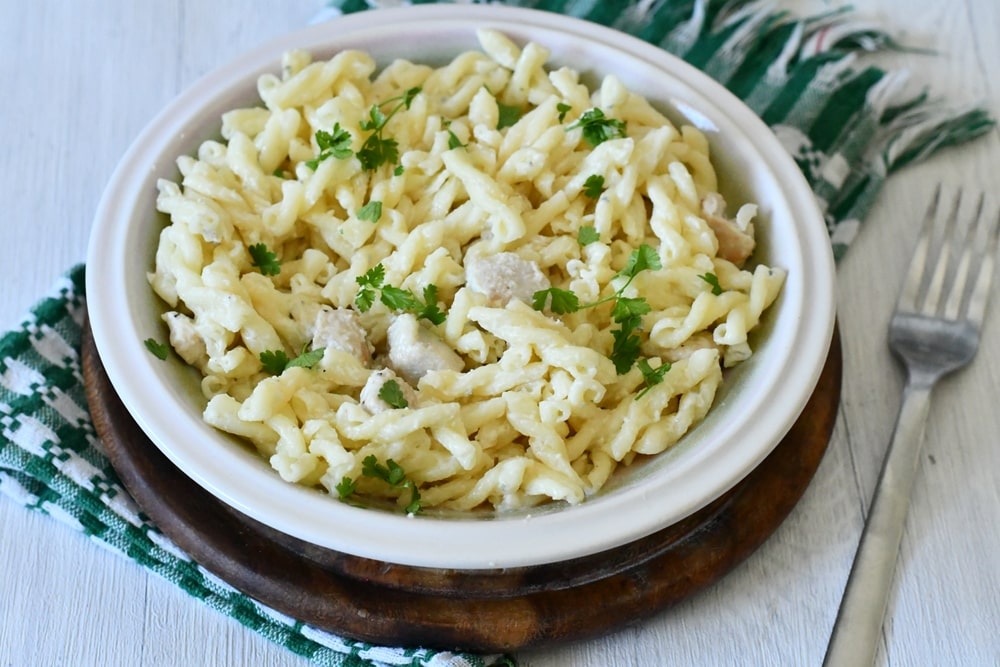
81;320;841;652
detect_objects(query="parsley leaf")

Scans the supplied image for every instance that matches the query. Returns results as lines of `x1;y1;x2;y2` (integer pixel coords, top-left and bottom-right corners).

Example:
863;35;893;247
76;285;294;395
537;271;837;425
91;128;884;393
248;243;281;276
532;244;664;379
286;347;325;369
259;347;324;374
567;108;627;147
259;349;290;374
612;296;652;322
635;358;672;399
360;105;386;133
144;338;169;360
578;225;600;246
362;455;392;483
357;135;399;171
360;455;422;514
532;245;661;316
497;102;523;129
610;317;643;375
441;119;464;149
378;379;409;409
379;284;419;312
356;87;421;171
418;284;447;325
402;483;422;515
556;102;572;122
354;263;447;323
357;200;382;223
335;476;357;499
447;128;466;150
357;263;386;289
583;174;605;199
531;287;580;315
400;87;421;109
306;122;353;169
699;272;723;295
354;264;386;312
619;243;662;280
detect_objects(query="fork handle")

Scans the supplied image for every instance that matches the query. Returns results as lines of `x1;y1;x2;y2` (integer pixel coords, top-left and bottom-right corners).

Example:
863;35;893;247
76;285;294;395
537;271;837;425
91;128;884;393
823;382;933;667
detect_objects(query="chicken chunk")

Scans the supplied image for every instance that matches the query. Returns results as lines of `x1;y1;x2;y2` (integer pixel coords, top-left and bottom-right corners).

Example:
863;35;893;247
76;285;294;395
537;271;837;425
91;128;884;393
387;313;464;384
311;306;372;365
701;192;756;266
465;252;550;307
359;368;419;414
162;311;206;366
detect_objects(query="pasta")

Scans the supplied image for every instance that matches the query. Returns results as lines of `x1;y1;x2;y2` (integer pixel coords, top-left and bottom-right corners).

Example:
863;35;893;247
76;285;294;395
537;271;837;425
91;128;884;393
149;29;786;513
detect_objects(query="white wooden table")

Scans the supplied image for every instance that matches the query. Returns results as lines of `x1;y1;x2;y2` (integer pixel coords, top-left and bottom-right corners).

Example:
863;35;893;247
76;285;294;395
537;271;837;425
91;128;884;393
2;1;997;665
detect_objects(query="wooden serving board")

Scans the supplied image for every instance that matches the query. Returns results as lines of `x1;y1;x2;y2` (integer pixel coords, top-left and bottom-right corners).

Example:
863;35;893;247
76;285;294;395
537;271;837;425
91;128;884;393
82;321;841;652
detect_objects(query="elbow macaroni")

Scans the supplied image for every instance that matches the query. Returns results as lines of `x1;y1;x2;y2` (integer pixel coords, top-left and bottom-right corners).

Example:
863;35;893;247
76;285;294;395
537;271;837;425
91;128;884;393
150;30;785;512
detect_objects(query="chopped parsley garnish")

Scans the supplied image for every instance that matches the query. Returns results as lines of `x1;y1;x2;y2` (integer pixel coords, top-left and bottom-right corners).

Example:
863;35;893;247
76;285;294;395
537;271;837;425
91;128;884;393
378;379;409;409
144;338;169;360
379;285;418;312
481;84;524;130
357;128;398;171
354;263;447;325
635;358;672;399
556;102;572;123
532;286;581;315
415;284;447;325
338;455;422;514
583;174;605;199
366;456;422;514
610;314;643;375
357;200;382;223
578;225;600;246
356;87;422;171
699;272;723;295
612;294;653;322
497;101;523;129
364;455;407;486
335;476;356;499
248;243;281;276
286;347;325;369
259;347;325;375
259;349;290;374
567;108;627;147
533;244;663;384
621;243;661;278
447;129;466;150
353;264;384;312
305;122;353;169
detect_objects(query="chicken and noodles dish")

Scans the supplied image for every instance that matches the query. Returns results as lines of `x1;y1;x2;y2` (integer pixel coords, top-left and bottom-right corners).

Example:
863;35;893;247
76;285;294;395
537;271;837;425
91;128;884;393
148;29;785;513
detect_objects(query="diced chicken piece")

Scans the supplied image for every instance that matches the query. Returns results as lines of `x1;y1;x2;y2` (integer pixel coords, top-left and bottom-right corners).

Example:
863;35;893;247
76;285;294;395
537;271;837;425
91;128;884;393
387;313;464;384
311;306;372;365
701;192;756;266
162;311;206;366
465;252;550;307
359;368;419;414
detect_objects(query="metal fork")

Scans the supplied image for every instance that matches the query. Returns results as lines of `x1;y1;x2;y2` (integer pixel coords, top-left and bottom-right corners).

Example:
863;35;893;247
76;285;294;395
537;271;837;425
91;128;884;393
823;186;1000;667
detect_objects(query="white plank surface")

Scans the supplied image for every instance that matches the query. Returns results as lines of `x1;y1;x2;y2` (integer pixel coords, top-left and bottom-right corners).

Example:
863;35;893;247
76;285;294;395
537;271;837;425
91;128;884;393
1;1;998;665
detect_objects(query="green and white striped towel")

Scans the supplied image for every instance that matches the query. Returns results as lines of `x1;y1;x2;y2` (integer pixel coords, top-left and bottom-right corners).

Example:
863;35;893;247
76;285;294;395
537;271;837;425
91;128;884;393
0;1;992;666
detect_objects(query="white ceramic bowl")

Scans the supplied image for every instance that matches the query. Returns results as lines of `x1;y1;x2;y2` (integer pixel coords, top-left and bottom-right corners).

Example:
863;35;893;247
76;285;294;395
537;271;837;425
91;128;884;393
86;5;836;570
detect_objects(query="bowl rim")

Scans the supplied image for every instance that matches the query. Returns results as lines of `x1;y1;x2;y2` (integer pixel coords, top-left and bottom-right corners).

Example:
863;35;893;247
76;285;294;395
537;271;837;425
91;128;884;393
86;4;836;570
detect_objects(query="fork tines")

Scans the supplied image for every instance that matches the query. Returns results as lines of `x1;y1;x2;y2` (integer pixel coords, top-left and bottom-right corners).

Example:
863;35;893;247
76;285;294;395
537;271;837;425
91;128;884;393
900;185;1000;326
